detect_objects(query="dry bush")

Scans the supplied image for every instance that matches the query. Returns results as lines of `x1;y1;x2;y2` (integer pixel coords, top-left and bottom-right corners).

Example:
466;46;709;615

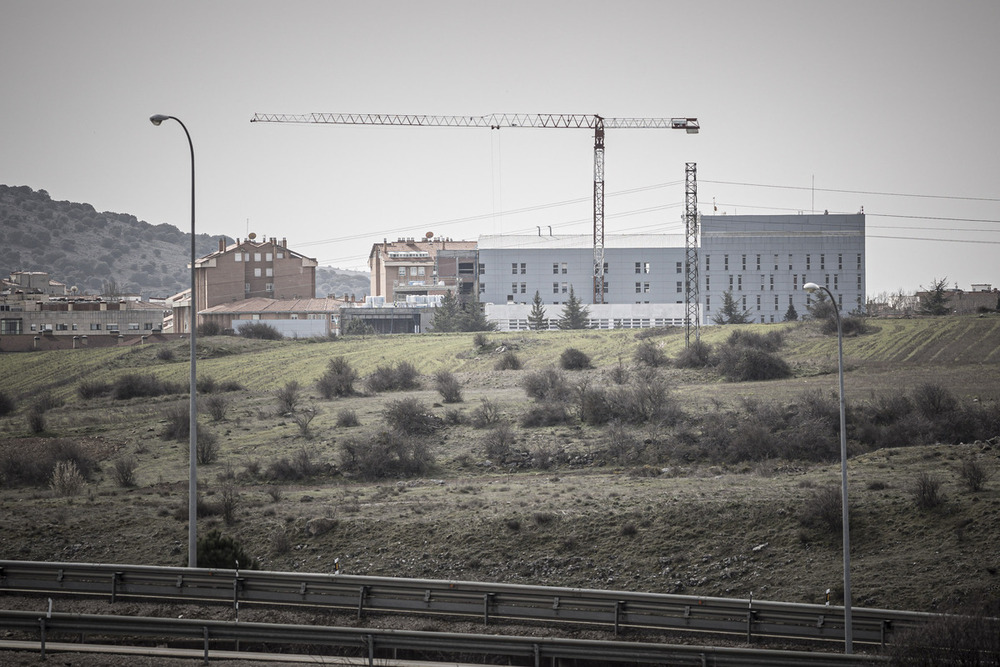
197;430;220;464
494;351;523;371
292;406;319;437
798;485;844;534
886;598;1000;666
0;390;16;417
434;370;463;403
0;440;96;488
634;340;667;368
219;480;240;525
912;383;958;420
275;380;301;414
114;373;182;400
77;380;111;400
317;357;358;399
913;472;945;510
336;408;360;427
383;397;440;434
471;398;503;428
959;458;991;492
559;347;591;370
522;369;571;402
155;347;175;361
364;361;421;393
270;526;291;555
520;401;572;427
266;447;320;481
49;460;85;497
204;394;229;422
482;422;516;461
674;339;713;369
716;345;791;382
607;421;641;464
339;431;434;481
26;408;46;434
112;455;138;487
238;321;282;340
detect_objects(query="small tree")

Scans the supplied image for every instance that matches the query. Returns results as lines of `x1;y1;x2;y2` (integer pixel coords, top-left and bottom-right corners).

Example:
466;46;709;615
784;303;799;322
197;529;256;569
711;289;753;325
919;277;950;315
432;290;463;332
557;286;590;329
527;290;548;330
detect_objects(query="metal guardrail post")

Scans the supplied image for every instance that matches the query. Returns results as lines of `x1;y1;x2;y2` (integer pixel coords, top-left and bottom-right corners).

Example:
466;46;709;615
203;625;210;665
39;617;46;660
484;592;494;625
747;609;757;643
357;585;368;619
111;571;122;604
366;633;374;666
614;600;625;636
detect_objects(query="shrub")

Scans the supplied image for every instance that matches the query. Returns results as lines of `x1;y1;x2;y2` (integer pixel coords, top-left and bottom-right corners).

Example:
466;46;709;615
886;598;1000;666
275;380;301;414
266;447;320;481
364;361;421;393
238;321;282;340
633;340;667;368
336;408;360;427
559;347;591;370
482;422;516;461
0;440;95;488
798;485;844;534
155;347;175;361
317;357;358;399
292;406;319;437
112;455;138;487
913;472;945;510
196;529;256;569
494;351;523;371
26;408;46;434
383;397;439;434
197;430;220;464
473;332;493;350
204;394;229;421
339;430;434;480
727;329;784;352
716;345;791;382
522;369;571;403
0;390;15;416
196;375;217;394
77;380;112;400
161;405;192;440
607;421;641;464
49;460;85;496
912;383;958;420
959;458;991;492
608;357;629;384
674;339;713;369
471;398;503;428
520;402;572;427
197;321;222;336
434;370;463;403
219;481;240;525
114;373;181;400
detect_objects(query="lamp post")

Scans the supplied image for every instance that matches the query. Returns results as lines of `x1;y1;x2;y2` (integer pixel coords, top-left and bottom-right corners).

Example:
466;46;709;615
150;114;198;568
804;281;852;653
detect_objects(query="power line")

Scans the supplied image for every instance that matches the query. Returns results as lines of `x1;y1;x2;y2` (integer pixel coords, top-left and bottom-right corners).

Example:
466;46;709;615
703;180;1000;203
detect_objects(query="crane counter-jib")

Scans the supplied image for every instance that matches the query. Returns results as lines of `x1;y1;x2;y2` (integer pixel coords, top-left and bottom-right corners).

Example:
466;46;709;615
250;113;698;132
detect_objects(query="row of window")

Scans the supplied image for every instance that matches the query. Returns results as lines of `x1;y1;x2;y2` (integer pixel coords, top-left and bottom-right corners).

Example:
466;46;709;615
706;253;862;272
234;251;285;262
245;283;275;292
704;292;858;312
709;273;862;292
506;261;684;275
25;322;157;331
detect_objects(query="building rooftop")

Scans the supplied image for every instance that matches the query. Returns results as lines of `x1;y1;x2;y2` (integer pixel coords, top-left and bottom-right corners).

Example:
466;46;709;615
477;234;685;250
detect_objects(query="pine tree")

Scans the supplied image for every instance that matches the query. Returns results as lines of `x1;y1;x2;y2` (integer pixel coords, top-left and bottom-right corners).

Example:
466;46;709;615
557;285;591;329
784;303;799;322
919;277;950;316
711;289;753;324
432;290;462;332
527;290;548;330
458;294;497;332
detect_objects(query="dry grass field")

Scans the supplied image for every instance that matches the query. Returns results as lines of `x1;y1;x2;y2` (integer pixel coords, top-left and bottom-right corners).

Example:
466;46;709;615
1;315;999;617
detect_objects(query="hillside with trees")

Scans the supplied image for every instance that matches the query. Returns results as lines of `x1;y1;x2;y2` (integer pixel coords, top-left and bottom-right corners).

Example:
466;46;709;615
0;185;369;299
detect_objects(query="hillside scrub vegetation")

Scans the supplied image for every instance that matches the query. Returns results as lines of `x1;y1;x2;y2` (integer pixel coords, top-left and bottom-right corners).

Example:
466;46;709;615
0;316;999;620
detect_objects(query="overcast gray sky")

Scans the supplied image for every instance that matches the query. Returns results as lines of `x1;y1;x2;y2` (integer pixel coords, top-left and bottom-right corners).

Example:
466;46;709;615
2;0;998;296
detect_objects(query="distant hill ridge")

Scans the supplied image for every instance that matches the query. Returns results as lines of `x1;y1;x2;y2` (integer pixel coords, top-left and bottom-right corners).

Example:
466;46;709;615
0;184;369;300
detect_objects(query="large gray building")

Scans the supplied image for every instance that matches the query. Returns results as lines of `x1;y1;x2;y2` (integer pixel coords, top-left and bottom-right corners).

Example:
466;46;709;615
477;214;865;329
700;214;865;324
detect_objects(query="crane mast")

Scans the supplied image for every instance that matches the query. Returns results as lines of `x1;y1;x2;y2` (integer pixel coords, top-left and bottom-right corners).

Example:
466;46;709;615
251;112;698;304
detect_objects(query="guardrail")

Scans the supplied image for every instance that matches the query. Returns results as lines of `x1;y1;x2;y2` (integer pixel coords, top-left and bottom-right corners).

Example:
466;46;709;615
0;609;884;666
0;560;935;647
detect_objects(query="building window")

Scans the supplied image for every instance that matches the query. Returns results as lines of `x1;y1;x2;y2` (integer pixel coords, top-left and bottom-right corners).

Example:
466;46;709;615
705;275;710;290
277;251;284;259
254;252;262;262
676;281;682;293
512;282;518;294
235;253;242;262
857;254;862;270
788;254;793;270
265;252;273;261
737;275;743;291
825;274;830;287
676;261;682;274
643;282;651;293
245;283;251;293
760;275;765;291
857;274;863;290
398;267;406;276
635;282;642;293
806;254;811;270
741;254;747;271
705;295;711;310
741;295;747;309
561;282;568;293
756;254;761;271
90;323;101;330
756;295;761;310
724;254;729;271
254;268;262;277
561;263;568;274
520;263;526;274
838;253;843;270
265;268;273;277
265;283;274;292
512;263;518;275
705;255;711;271
478;263;486;274
553;282;559;294
729;275;734;290
553;263;559;274
520;283;527;294
775;295;779;310
128;323;139;330
774;254;779;270
71;323;78;331
834;274;839;290
507;294;514;302
144;323;154;330
820;254;825;270
770;274;774;291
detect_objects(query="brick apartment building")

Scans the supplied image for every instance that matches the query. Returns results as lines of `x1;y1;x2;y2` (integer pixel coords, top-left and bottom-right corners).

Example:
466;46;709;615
368;236;478;303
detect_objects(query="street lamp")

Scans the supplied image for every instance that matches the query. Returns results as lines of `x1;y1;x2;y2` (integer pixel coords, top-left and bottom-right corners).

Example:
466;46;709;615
150;114;198;568
804;281;852;653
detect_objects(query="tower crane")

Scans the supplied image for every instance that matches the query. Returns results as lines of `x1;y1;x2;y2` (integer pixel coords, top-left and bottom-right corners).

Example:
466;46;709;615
251;112;699;304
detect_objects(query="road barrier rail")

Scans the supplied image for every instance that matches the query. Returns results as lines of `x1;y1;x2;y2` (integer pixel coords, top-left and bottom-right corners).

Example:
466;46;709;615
0;559;937;647
0;608;884;666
